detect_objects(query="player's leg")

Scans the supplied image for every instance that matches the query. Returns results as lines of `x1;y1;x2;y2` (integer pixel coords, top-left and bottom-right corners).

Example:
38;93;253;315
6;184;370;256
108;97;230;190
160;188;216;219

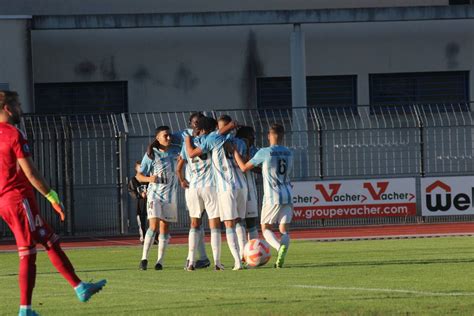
275;204;293;268
140;217;159;270
1;201;38;315
246;217;259;240
219;191;242;270
156;219;170;270
195;223;210;268
235;188;248;261
208;217;223;269
260;203;281;251
186;217;201;270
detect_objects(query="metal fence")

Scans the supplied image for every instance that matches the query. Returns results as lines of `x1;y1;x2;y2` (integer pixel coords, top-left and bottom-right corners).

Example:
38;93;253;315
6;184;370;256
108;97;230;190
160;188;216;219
1;104;473;237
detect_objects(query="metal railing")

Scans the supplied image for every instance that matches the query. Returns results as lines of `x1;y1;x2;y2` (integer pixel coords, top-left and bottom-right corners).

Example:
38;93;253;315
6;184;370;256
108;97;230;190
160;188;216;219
1;103;473;237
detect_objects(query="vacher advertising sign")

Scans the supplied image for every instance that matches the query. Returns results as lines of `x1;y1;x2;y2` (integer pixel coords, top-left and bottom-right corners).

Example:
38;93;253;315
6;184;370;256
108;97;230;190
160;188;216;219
292;178;417;220
421;176;474;216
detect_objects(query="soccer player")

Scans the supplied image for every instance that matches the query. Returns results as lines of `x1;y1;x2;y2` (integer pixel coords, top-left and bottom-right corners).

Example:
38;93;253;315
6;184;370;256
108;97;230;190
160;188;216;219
172;112;210;269
235;126;260;240
185;115;247;270
0;91;106;316
128;161;149;243
177;116;223;271
137;126;180;271
233;123;293;268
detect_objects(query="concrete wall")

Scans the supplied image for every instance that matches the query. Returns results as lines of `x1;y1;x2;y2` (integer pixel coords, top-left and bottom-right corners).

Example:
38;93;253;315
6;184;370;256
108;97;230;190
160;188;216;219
32;18;473;112
0;19;33;112
0;0;448;15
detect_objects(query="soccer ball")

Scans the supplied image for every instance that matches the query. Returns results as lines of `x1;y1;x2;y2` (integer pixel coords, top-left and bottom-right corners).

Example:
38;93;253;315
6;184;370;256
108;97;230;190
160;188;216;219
243;239;271;267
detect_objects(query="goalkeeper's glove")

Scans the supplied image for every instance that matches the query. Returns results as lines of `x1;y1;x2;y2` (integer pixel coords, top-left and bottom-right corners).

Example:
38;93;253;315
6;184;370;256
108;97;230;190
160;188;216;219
45;190;65;221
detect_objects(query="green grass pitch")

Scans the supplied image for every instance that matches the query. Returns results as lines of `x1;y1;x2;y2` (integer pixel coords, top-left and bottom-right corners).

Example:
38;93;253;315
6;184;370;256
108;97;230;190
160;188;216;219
1;237;473;315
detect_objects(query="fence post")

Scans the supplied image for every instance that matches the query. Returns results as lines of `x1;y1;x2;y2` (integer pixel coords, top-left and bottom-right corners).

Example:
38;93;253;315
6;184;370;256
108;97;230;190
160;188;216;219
61;116;75;236
116;114;129;234
414;105;425;177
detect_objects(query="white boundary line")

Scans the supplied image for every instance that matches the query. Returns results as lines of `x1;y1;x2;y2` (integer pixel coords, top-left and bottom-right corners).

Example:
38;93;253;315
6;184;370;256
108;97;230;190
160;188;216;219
293;285;474;296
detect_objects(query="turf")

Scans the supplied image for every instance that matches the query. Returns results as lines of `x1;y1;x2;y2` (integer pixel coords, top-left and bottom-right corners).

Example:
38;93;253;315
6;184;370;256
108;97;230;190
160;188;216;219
1;237;473;315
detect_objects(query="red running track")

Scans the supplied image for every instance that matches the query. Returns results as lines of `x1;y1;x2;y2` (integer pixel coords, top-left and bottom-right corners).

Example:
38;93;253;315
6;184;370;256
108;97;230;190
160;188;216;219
0;222;473;252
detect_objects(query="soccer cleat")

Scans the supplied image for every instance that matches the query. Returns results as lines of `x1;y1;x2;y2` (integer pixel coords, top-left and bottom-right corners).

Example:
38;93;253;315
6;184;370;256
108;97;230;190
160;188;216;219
275;245;288;268
184;260;195;272
214;263;225;271
75;279;107;303
139;259;148;270
232;264;243;271
18;309;40;316
154;262;163;270
195;258;211;269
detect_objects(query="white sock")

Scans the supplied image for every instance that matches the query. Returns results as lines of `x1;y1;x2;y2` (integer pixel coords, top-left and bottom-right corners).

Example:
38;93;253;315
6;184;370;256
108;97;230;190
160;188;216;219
197;226;208;261
263;229;281;251
187;228;199;264
281;232;290;248
137;215;144;241
235;222;247;259
157;233;170;264
210;228;222;265
141;228;156;260
225;227;241;267
248;226;258;240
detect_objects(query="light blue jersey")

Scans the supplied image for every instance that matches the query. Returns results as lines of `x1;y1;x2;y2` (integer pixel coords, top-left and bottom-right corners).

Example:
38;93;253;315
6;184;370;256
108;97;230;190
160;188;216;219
199;131;247;192
140;146;181;204
180;136;215;188
172;128;193;180
245;145;259;203
249;145;293;205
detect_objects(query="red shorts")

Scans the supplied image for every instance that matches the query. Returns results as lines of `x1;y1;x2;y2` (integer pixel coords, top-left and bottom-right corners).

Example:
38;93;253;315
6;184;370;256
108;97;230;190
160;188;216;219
0;190;58;252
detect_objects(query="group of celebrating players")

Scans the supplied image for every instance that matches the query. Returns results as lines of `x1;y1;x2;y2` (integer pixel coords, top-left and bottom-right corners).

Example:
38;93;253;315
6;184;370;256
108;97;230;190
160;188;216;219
0;90;294;316
134;112;294;272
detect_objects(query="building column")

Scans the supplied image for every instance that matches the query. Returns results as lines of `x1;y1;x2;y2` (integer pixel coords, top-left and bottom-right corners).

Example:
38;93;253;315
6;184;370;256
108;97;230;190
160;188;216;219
290;23;308;177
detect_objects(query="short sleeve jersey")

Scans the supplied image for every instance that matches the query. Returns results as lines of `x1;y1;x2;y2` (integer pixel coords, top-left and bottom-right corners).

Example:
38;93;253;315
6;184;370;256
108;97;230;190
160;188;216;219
180;136;215;188
0;123;32;198
245;145;259;203
140;146;180;204
249;145;293;205
198;132;247;192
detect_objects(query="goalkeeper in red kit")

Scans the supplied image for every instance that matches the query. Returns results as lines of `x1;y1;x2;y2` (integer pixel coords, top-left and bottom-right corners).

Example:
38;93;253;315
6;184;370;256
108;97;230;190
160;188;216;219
0;91;106;316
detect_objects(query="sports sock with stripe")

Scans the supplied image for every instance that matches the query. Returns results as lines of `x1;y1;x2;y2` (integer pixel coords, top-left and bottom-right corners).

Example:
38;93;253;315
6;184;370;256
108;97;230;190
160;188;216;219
142;228;156;260
235;222;247;259
210;228;222;265
197;226;208;261
263;229;281;250
157;233;170;264
225;227;241;267
187;228;199;264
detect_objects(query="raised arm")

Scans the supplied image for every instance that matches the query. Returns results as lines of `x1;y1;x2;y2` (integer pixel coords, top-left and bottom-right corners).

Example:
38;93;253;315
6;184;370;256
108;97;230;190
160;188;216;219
218;121;238;135
185;136;203;158
233;148;255;173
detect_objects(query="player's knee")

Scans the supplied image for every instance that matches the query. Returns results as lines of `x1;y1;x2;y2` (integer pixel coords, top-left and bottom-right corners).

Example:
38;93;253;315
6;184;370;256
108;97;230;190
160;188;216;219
190;218;201;229
37;231;60;251
18;246;37;261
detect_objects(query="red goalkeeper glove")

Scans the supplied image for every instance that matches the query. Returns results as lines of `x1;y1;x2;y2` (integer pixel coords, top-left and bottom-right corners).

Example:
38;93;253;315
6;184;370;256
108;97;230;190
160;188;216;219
45;190;65;221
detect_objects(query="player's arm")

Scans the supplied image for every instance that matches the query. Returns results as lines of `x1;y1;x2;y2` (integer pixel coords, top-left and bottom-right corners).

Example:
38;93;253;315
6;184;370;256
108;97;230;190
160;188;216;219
17;157;65;221
185;136;203;159
128;179;139;199
136;172;157;184
233;148;255;173
218;121;238;135
176;156;189;189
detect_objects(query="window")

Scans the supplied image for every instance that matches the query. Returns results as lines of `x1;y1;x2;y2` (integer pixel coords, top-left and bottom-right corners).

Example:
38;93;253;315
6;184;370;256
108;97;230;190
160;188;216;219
370;71;469;113
0;83;10;91
257;75;357;109
34;81;128;114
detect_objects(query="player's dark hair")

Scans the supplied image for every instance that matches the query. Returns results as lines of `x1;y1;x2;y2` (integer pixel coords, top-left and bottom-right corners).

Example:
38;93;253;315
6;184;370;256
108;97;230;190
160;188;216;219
236;126;255;141
197;116;217;133
269;123;285;138
218;114;232;124
189;112;205;124
0;90;19;109
135;160;141;166
147;125;170;160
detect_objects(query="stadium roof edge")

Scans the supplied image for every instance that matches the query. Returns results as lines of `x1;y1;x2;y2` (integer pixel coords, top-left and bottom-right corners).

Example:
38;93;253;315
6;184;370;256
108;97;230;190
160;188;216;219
0;15;32;20
31;5;474;30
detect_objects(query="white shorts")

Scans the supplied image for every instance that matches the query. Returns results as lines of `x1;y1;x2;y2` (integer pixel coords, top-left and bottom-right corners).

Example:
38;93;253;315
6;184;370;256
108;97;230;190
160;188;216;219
260;203;293;225
245;198;259;219
185;187;219;219
217;188;247;221
147;200;178;223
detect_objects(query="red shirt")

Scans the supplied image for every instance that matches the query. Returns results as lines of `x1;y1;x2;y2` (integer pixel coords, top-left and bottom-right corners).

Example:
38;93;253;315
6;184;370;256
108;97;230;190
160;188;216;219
0;122;33;199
